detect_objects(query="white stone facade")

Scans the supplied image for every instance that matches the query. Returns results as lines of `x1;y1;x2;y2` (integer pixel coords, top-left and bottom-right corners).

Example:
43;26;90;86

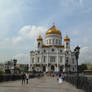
30;25;77;72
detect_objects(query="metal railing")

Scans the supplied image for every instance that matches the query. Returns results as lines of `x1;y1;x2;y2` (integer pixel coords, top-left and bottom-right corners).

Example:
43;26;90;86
0;73;44;82
0;74;21;82
65;74;92;92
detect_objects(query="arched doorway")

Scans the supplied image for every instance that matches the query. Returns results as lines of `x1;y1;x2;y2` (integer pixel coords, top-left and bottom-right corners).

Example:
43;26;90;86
59;66;63;72
43;66;46;72
51;65;55;71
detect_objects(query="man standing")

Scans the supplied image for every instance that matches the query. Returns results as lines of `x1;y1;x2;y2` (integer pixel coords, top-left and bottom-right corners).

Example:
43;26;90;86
26;72;29;84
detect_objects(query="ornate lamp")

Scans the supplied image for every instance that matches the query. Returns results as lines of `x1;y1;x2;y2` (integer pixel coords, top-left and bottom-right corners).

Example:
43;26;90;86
74;46;80;72
74;45;80;88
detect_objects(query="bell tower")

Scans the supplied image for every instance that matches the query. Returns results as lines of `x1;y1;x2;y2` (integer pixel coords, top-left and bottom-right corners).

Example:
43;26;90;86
37;35;43;49
64;35;70;51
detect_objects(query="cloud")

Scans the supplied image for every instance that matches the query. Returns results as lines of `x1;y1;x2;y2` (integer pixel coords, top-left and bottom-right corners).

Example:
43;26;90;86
19;25;47;39
83;8;92;14
71;30;80;36
12;53;30;64
0;25;48;64
60;0;83;9
79;0;83;6
79;47;92;64
12;36;23;44
4;25;47;46
80;47;88;55
0;38;10;49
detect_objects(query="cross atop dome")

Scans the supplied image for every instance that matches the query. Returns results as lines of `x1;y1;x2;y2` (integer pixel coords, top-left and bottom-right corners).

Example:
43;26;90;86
52;22;55;26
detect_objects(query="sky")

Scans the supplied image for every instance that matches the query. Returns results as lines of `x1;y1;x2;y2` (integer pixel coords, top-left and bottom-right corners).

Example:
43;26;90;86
0;0;92;64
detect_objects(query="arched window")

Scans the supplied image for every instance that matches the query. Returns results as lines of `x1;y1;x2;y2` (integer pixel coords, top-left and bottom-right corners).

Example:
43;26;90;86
53;39;54;44
43;66;46;72
59;40;60;44
72;58;74;64
47;40;48;44
44;49;46;53
32;58;34;63
38;42;40;48
44;56;46;62
60;56;62;63
51;65;55;71
49;39;51;44
52;48;54;52
60;50;62;53
66;43;69;48
56;39;58;44
73;67;74;71
50;56;56;62
66;57;68;63
38;57;39;63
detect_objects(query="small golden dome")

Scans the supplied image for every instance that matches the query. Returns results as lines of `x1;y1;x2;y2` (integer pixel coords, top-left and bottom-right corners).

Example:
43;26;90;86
37;35;43;41
46;25;61;35
64;35;70;41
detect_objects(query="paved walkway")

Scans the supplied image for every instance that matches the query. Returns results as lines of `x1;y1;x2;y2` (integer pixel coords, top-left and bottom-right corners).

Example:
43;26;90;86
0;76;84;92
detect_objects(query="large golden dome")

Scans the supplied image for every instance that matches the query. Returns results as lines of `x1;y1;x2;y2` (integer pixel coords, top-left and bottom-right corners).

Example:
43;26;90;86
46;25;61;35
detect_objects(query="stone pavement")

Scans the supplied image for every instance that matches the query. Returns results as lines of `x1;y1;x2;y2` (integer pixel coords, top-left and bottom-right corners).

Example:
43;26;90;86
0;76;85;92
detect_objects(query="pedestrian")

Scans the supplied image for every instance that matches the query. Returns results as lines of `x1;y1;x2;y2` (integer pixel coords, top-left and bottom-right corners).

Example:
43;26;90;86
21;72;26;85
62;73;65;81
25;72;29;84
58;74;62;84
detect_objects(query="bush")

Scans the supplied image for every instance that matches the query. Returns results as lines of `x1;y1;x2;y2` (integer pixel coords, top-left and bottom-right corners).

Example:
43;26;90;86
0;70;4;76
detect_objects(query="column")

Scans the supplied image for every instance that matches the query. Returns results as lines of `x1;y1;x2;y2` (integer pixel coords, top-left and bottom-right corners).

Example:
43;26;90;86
63;55;66;72
46;51;49;72
41;54;43;72
57;51;59;72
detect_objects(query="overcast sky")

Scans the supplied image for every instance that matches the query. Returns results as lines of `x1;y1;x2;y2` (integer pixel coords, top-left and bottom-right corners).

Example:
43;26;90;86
0;0;92;64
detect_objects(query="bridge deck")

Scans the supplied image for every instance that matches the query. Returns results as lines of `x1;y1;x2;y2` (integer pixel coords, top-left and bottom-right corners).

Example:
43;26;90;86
0;76;84;92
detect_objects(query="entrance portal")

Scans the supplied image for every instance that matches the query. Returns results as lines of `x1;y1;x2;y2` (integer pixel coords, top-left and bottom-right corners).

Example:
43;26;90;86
43;66;46;72
51;65;55;71
59;66;63;72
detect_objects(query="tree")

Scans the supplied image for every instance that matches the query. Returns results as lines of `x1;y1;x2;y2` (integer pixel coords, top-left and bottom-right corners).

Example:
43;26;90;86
0;70;4;76
13;59;17;74
78;64;87;72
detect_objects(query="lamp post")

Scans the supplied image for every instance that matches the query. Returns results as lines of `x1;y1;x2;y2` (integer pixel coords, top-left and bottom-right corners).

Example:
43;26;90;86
27;64;29;72
7;61;11;74
13;59;17;74
74;46;80;88
7;61;10;70
65;63;70;77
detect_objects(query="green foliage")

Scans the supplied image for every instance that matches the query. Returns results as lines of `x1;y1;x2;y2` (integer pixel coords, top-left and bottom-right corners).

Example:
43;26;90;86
24;66;28;72
0;70;4;76
78;64;87;72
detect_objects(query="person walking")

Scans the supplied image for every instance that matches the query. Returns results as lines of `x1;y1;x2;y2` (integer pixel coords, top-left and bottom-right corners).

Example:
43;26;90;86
25;72;29;84
62;73;65;81
21;72;26;85
58;74;62;84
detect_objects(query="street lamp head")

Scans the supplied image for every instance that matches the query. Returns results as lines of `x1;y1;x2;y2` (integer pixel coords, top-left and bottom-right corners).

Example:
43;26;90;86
74;46;80;60
74;46;80;52
13;59;17;64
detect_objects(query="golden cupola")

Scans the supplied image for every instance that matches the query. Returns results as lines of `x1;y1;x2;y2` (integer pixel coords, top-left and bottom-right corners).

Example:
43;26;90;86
37;35;43;41
64;35;70;41
46;24;61;35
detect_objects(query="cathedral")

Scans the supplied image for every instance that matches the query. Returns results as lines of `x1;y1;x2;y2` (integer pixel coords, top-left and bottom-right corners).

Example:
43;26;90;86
30;24;77;72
